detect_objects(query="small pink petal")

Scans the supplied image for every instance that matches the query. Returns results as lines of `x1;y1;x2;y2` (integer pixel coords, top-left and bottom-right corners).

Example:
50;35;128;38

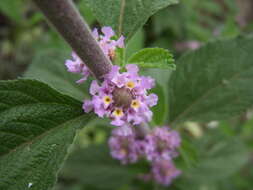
83;100;93;112
90;80;100;95
92;28;99;39
116;36;125;48
102;26;115;39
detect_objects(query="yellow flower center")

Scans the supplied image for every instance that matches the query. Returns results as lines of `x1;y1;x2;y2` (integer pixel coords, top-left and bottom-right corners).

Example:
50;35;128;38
112;108;124;117
108;49;115;60
120;149;127;156
103;96;112;105
131;99;140;109
126;81;135;89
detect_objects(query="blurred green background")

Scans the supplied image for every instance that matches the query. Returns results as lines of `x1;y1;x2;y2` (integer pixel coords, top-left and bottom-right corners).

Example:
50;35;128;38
1;0;253;190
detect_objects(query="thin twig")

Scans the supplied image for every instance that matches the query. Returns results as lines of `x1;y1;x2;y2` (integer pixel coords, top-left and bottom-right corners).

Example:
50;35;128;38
32;0;112;80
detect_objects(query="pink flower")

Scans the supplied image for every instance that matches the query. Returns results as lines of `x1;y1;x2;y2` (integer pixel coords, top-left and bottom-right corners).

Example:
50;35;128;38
65;52;91;83
151;159;181;186
65;52;83;73
108;126;141;164
145;127;181;161
65;26;125;83
93;26;125;60
108;125;181;186
83;64;158;127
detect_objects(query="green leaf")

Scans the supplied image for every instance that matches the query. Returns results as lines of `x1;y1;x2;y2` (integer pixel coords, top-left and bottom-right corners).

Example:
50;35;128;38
60;145;138;189
128;48;176;69
24;50;90;101
78;0;96;24
143;68;174;125
0;79;93;190
150;83;167;125
0;0;24;23
126;29;145;59
178;136;198;170
84;0;178;40
181;132;248;185
169;36;253;124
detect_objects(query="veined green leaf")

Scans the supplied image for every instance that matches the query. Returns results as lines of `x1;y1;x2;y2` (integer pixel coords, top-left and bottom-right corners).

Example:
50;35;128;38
169;36;253;124
60;145;137;189
84;0;178;40
184;133;248;183
177;131;248;189
0;79;93;190
128;48;175;70
24;50;91;101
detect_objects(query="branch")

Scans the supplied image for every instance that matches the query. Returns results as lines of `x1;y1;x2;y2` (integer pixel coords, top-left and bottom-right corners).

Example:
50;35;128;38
32;0;112;80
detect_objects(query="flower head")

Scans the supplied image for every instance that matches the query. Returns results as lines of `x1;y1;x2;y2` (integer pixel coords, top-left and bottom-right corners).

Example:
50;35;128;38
65;26;125;83
108;125;141;164
145;127;181;161
83;64;158;126
151;159;181;186
93;26;125;60
108;125;181;186
65;52;91;83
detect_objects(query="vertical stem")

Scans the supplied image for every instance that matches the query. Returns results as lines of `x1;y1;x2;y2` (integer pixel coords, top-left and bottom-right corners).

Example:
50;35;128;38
32;0;112;80
118;0;126;36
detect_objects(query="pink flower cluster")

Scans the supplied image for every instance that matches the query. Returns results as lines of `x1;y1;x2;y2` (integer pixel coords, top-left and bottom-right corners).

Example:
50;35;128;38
92;26;124;59
64;26;181;187
65;52;91;83
83;64;158;127
65;26;124;83
109;126;181;186
150;159;181;186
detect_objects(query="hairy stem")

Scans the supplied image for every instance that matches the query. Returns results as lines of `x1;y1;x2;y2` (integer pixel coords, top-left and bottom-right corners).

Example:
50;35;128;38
32;0;112;80
32;0;152;131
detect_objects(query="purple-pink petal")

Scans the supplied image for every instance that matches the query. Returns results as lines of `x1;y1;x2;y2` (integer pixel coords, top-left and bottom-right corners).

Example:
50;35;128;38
102;26;115;39
151;160;181;186
146;93;158;107
83;100;93;113
66;26;125;82
92;28;99;39
90;80;100;95
126;64;139;75
116;35;125;48
140;76;155;89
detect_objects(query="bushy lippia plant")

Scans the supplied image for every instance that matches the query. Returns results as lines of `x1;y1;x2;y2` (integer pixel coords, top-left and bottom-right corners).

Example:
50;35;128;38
1;0;253;189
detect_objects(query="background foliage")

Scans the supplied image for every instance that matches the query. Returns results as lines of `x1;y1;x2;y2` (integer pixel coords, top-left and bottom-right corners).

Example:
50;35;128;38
1;0;253;190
